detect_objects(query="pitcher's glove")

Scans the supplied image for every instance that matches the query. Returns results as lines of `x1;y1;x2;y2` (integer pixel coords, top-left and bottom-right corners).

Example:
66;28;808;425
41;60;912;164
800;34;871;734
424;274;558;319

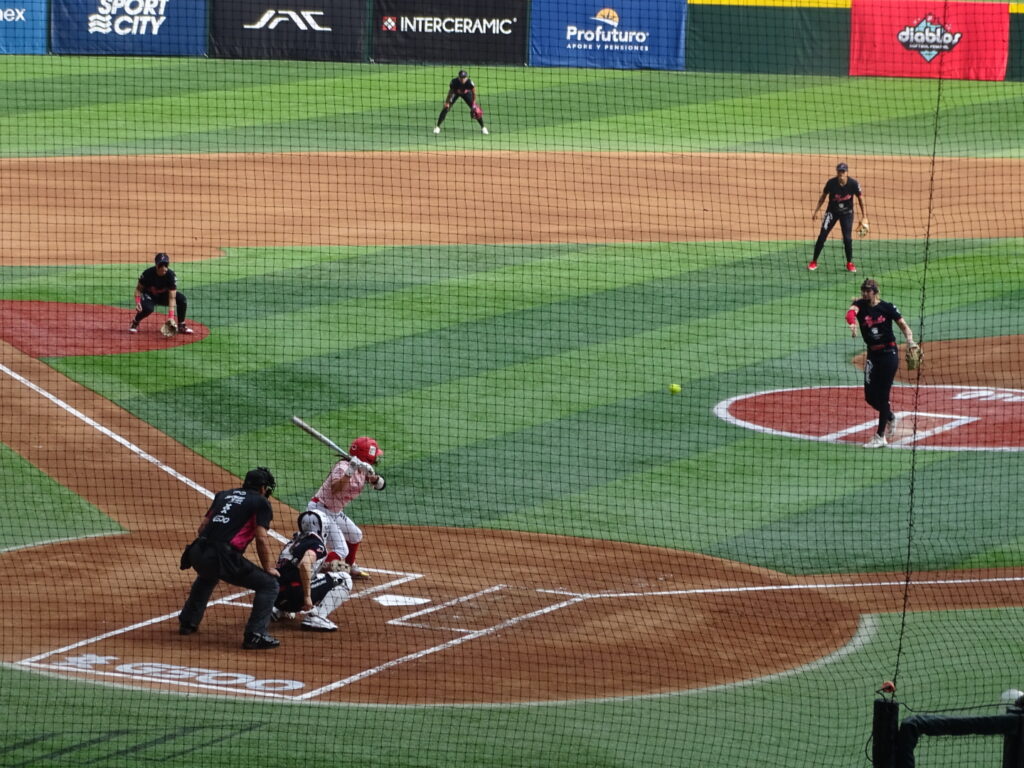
160;318;178;337
905;342;923;370
856;220;870;238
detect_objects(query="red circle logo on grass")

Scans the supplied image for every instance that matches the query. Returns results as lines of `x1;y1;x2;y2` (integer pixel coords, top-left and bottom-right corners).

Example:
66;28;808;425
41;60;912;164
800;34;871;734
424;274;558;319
715;386;1024;451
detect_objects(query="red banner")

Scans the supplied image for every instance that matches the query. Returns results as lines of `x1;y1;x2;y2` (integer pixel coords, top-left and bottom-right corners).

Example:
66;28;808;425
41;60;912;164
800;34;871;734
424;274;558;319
850;0;1008;81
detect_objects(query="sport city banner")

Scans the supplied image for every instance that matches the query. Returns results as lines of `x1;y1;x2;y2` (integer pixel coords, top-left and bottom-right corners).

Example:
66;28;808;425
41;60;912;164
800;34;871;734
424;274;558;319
0;0;47;53
51;0;207;54
529;0;686;70
210;0;367;60
372;0;528;64
850;0;1008;81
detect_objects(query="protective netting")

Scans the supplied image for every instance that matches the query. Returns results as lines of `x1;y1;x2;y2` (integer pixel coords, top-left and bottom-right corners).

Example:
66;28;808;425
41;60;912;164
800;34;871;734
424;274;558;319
1;4;1024;767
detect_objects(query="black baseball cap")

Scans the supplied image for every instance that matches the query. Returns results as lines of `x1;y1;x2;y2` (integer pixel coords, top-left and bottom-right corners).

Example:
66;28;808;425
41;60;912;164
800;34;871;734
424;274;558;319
458;70;468;78
154;252;170;265
836;162;849;172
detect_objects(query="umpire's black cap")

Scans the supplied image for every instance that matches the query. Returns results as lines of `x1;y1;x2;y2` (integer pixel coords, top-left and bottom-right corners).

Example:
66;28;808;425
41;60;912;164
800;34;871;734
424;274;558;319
243;467;276;495
154;252;170;265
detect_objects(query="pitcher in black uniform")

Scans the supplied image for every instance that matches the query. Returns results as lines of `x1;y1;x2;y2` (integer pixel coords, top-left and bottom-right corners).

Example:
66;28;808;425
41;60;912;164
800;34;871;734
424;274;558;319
129;252;192;334
809;162;868;273
434;70;488;135
846;279;917;448
178;467;281;649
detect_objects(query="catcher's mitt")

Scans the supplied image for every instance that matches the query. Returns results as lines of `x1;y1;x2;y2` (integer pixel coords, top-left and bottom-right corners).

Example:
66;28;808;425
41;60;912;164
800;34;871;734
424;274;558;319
905;342;923;371
856;220;870;238
160;318;178;337
323;559;351;574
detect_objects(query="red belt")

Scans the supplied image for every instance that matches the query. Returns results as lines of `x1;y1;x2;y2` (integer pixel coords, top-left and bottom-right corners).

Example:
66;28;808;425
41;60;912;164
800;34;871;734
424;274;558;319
869;342;897;351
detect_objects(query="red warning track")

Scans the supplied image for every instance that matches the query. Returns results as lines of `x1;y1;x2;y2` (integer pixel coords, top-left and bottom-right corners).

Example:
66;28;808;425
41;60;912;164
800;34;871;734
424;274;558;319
717;385;1024;451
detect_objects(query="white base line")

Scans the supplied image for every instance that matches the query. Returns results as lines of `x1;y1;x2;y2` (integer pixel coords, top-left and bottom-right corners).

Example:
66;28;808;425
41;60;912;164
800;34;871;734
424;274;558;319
0;361;291;544
296;595;588;700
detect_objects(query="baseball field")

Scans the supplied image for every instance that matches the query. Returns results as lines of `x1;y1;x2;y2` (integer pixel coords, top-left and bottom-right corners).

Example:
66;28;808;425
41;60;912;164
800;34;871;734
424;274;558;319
1;58;1024;767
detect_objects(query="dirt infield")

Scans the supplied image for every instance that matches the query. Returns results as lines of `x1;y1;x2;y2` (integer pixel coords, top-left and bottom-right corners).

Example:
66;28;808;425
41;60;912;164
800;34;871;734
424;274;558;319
2;150;1022;704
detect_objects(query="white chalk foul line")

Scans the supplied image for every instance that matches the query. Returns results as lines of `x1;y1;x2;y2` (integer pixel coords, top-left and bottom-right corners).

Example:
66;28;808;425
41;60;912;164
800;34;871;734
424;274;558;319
296;594;588;700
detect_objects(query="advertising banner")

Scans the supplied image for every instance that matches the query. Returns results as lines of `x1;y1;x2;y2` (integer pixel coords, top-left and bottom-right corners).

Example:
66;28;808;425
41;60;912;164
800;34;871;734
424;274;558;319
372;0;527;64
850;0;1008;81
51;0;207;54
0;0;48;53
530;0;686;70
210;0;367;60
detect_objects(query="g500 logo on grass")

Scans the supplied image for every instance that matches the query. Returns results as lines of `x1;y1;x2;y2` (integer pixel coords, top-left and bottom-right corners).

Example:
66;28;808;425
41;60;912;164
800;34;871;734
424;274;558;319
88;0;168;35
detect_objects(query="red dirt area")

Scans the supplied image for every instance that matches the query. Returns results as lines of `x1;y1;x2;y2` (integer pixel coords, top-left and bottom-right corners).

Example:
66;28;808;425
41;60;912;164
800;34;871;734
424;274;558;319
853;336;1024;389
0;301;207;356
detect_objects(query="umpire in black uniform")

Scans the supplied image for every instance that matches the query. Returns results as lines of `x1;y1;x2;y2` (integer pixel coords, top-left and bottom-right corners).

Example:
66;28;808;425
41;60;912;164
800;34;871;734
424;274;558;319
178;467;282;649
847;279;918;449
809;162;868;273
129;252;193;334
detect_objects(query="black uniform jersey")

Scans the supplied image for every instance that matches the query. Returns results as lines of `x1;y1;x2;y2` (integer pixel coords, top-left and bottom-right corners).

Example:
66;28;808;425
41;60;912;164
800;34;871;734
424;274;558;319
137;266;178;297
201;488;273;552
276;532;328;585
823;177;862;216
854;299;902;348
449;77;475;96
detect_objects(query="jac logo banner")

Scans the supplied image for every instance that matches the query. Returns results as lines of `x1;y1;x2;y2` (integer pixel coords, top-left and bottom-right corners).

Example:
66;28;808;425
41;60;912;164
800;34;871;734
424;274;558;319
850;0;1008;81
51;0;207;54
0;0;46;52
209;0;366;60
529;0;686;71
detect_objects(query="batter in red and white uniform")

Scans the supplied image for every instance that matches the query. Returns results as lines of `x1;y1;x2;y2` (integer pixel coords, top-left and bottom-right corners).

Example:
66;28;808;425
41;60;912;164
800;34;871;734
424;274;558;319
306;436;385;580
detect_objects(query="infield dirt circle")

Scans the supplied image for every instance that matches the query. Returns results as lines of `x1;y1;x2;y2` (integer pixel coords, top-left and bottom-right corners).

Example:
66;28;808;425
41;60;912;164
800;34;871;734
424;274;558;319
1;151;1022;704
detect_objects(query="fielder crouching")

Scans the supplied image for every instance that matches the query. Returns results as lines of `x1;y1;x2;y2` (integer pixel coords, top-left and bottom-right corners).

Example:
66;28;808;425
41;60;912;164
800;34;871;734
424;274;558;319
273;510;353;632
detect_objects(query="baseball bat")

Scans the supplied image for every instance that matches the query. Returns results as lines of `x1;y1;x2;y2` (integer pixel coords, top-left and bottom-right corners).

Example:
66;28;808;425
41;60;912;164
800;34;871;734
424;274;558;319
291;416;381;479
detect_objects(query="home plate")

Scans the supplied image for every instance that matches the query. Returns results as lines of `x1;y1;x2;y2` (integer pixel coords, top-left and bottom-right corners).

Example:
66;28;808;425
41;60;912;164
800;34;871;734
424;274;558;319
375;595;431;607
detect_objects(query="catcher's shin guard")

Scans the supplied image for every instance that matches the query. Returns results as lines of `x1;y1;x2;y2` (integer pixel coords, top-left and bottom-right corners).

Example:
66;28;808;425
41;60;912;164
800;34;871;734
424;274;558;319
310;572;353;620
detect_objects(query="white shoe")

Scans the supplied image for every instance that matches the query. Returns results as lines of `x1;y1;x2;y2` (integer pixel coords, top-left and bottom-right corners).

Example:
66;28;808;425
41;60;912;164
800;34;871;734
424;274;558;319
128;324;139;334
433;126;441;134
864;434;888;449
481;127;489;135
300;614;338;632
884;415;898;441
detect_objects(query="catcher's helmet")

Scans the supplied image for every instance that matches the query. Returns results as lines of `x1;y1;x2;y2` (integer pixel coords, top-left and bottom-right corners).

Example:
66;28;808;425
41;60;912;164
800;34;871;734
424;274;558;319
298;509;330;538
349;436;382;465
243;466;276;495
154;252;170;265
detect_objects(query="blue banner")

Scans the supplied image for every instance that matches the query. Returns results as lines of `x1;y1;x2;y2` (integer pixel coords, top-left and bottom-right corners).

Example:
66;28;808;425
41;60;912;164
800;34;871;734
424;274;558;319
51;0;207;54
0;0;48;53
530;0;686;70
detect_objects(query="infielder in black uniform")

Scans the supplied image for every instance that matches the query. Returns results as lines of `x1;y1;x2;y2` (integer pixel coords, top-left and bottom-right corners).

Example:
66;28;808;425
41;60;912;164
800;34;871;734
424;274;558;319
129;252;192;334
178;467;281;649
809;162;868;273
434;70;488;135
272;509;353;632
847;279;918;448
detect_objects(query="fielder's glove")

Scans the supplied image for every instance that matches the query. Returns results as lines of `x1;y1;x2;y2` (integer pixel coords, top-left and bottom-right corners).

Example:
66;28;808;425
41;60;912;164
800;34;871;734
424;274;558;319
905;342;923;371
160;318;178;337
856;220;870;238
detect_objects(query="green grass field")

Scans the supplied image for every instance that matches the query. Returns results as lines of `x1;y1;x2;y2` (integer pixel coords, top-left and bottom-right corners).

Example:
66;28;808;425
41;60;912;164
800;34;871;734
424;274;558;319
2;60;1024;767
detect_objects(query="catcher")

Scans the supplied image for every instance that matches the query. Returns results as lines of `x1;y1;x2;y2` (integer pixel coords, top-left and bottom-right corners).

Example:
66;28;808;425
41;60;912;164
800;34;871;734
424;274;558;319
128;252;194;335
808;162;868;273
433;70;488;135
846;278;920;448
272;509;353;632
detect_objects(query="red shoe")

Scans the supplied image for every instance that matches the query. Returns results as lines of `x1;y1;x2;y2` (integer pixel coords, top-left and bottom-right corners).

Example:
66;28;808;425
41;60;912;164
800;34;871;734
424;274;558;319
807;262;818;271
846;262;857;272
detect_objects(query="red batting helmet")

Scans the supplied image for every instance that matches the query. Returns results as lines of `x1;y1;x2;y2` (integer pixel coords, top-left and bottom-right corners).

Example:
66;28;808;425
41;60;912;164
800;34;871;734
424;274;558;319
349;436;382;465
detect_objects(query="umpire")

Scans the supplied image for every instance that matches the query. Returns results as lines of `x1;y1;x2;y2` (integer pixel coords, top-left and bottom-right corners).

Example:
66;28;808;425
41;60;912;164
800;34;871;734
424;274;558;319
178;467;282;650
129;252;193;334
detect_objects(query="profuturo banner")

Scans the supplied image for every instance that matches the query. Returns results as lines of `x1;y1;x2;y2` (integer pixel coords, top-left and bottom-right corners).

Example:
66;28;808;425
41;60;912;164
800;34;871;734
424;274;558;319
529;0;686;70
850;0;1008;81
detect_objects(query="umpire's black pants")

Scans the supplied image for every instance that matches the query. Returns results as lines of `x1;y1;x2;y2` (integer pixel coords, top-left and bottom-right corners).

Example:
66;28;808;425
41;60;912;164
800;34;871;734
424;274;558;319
133;291;188;325
179;538;277;637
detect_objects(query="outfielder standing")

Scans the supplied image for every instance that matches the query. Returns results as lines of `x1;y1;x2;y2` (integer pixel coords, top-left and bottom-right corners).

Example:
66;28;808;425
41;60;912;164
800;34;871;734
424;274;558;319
809;162;868;273
847;279;918;448
306;436;385;580
129;252;193;334
273;509;353;632
178;467;281;649
434;70;488;135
